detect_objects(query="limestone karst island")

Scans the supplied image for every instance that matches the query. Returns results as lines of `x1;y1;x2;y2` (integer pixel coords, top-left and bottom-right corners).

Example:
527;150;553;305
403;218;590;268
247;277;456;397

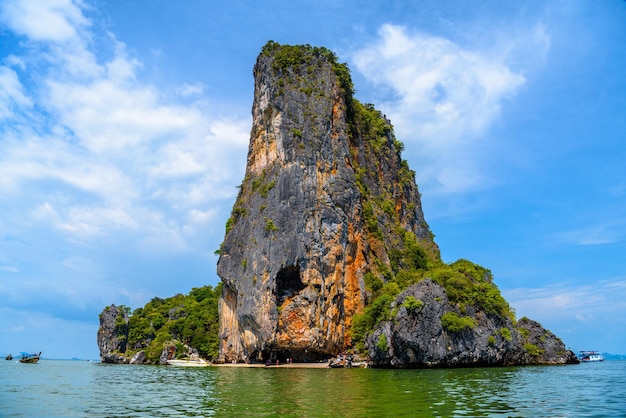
98;41;579;368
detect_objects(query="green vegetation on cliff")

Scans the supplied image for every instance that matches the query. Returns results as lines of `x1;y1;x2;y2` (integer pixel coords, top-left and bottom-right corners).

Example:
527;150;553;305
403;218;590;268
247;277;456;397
261;40;354;100
339;51;515;350
110;284;222;363
441;312;478;332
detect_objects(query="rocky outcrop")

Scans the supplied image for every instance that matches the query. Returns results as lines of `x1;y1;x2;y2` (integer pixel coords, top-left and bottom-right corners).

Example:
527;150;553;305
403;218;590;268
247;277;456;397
216;42;578;367
97;285;222;365
97;304;130;364
130;351;147;365
97;305;167;365
96;303;204;365
216;42;438;363
366;280;578;367
516;317;579;365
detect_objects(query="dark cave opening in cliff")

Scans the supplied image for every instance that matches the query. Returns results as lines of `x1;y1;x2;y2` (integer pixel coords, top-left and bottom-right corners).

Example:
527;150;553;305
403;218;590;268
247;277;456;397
275;265;305;305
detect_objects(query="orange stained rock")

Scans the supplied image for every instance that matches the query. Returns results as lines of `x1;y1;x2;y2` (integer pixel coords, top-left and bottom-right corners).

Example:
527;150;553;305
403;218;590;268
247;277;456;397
249;129;278;174
342;222;366;346
330;100;342;138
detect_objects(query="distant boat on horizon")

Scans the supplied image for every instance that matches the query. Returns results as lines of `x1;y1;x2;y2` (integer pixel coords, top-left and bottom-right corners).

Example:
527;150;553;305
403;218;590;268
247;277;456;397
579;351;604;362
5;353;12;360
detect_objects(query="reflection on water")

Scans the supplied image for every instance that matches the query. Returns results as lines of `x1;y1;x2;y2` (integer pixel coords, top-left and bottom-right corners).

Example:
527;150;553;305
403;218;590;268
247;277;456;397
86;363;219;417
212;367;520;417
1;360;625;417
212;368;378;416
436;368;512;416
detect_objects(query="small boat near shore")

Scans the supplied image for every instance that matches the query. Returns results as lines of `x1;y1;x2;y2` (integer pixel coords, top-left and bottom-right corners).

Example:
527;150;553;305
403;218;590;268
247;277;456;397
327;355;368;368
5;353;12;360
579;351;604;362
167;355;209;367
19;352;41;364
164;345;210;367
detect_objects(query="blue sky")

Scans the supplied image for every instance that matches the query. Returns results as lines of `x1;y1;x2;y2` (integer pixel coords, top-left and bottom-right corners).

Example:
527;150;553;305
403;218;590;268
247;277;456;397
1;0;625;360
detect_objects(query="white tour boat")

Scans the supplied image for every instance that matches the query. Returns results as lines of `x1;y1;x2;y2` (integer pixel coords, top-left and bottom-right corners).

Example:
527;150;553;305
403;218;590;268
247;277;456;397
167;354;210;367
578;351;604;362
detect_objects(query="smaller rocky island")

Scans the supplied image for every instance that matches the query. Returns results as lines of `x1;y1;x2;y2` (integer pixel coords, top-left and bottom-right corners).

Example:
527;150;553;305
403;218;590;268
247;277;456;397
98;41;579;367
97;285;221;364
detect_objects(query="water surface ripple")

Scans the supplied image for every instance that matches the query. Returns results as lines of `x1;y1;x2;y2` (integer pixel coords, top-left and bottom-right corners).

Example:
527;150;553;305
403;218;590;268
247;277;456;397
1;360;624;417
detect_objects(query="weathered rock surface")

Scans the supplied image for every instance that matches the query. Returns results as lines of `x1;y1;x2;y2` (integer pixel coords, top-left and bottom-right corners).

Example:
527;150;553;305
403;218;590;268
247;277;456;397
516;317;579;365
96;43;577;368
97;304;130;364
216;44;437;363
366;280;579;367
130;350;147;365
217;42;578;367
96;292;218;365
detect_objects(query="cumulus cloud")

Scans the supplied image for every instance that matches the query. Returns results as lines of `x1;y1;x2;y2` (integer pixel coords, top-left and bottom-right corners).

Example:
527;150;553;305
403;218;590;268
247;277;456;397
504;279;626;322
0;0;89;43
0;0;249;321
352;24;549;195
0;0;248;252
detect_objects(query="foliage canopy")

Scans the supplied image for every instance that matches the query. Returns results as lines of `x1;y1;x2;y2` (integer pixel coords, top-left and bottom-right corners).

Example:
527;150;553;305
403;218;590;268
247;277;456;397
123;284;222;363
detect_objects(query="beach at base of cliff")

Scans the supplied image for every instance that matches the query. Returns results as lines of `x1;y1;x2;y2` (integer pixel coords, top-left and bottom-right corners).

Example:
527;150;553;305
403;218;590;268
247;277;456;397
211;361;331;369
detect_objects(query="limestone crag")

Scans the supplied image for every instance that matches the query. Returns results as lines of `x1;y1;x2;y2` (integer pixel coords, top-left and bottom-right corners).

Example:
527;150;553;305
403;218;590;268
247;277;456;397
97;304;130;364
96;304;201;365
366;280;579;367
217;43;438;363
96;42;578;368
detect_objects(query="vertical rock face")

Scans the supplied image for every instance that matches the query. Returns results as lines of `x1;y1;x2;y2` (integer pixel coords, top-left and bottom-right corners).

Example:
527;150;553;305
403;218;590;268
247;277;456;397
97;304;130;364
217;43;438;363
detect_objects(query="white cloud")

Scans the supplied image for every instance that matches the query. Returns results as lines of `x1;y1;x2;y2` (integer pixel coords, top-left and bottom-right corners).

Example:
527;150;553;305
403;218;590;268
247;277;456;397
0;0;89;43
46;78;203;154
178;83;205;97
556;222;626;246
0;66;32;119
352;23;548;195
354;24;525;142
1;265;19;273
504;279;626;323
61;206;138;236
0;0;249;251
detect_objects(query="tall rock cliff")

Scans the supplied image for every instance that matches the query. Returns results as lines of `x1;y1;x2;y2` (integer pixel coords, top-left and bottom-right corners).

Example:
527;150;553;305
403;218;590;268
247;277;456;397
97;304;130;363
217;42;438;363
217;42;577;367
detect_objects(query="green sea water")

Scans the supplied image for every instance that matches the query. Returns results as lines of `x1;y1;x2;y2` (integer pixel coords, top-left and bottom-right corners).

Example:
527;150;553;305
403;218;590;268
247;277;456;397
1;359;624;417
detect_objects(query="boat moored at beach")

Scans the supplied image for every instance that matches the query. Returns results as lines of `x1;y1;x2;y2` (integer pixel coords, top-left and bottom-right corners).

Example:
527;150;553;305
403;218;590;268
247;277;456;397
166;355;210;367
